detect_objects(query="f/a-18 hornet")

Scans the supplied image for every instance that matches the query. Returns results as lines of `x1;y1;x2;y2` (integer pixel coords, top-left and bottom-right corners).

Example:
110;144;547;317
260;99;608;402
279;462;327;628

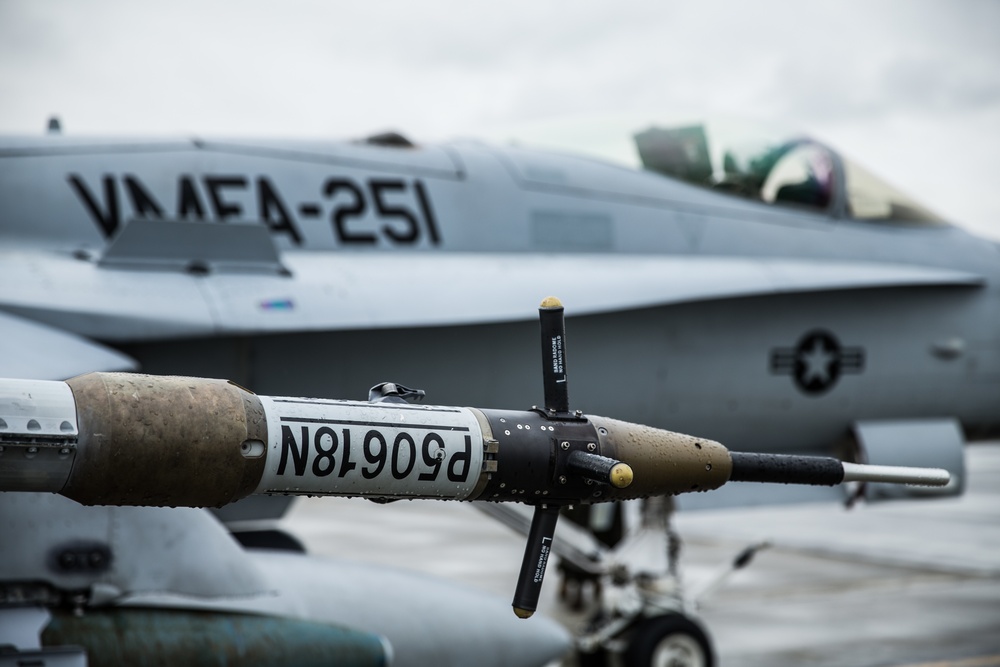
0;118;992;666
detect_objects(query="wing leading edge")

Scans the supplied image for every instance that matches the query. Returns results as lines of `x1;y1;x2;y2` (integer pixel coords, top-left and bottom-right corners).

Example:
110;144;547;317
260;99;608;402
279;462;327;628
0;251;984;342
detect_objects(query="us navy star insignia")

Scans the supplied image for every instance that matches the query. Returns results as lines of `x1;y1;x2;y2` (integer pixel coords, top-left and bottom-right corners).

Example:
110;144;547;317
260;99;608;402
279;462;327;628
770;330;865;395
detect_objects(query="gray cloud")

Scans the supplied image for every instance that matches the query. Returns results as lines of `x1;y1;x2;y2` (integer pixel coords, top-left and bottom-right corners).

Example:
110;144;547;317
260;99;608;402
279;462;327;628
0;0;997;235
882;58;1000;112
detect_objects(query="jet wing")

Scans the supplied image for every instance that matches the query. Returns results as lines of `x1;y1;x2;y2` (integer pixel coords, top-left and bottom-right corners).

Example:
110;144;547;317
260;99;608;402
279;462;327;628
0;250;984;342
0;310;137;379
244;253;983;331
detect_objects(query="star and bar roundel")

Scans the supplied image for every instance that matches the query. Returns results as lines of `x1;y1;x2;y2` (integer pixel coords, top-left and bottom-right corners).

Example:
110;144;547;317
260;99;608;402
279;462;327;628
770;330;865;396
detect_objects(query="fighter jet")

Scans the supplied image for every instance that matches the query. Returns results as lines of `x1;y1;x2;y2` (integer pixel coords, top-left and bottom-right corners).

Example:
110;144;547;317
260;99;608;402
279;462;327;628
0;119;993;665
0;120;988;488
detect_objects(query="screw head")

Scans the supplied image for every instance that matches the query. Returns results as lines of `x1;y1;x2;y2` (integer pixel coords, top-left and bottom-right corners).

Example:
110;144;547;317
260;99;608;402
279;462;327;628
560;441;570;450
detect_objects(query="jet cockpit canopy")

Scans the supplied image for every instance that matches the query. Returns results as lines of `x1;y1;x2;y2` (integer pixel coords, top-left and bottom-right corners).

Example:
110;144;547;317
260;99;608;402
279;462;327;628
634;120;944;225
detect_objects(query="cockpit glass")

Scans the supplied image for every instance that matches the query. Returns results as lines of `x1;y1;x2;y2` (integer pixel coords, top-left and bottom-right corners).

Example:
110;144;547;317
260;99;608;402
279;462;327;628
841;157;944;224
759;142;835;209
634;121;945;224
635;123;835;212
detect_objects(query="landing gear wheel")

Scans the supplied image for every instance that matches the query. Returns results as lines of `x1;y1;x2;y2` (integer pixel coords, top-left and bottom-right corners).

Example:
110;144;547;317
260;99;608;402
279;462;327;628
576;610;610;667
624;613;714;667
576;647;609;667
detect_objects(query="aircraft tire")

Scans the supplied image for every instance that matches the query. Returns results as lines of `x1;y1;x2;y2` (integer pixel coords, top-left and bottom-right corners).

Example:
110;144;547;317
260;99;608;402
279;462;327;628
623;613;714;667
576;647;609;667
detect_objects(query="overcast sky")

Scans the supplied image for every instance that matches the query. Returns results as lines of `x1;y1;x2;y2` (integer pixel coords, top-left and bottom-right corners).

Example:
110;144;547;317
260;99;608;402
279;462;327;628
2;0;998;238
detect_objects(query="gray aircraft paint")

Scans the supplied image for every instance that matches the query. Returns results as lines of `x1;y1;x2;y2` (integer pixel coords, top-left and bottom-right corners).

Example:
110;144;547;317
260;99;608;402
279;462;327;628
1;132;995;459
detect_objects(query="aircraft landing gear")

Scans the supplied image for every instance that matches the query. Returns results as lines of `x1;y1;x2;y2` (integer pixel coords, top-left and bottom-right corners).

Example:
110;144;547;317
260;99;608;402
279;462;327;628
624;613;714;667
576;600;715;667
573;497;717;667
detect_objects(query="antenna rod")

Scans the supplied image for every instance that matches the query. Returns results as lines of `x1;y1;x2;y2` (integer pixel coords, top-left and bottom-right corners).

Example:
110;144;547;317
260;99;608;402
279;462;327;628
539;297;569;415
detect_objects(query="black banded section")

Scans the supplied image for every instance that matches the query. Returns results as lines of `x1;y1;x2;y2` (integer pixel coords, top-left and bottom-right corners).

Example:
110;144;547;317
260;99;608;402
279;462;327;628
729;452;845;486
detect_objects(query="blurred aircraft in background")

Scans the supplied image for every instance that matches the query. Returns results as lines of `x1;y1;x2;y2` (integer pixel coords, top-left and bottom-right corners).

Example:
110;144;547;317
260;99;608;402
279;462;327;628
0;117;993;665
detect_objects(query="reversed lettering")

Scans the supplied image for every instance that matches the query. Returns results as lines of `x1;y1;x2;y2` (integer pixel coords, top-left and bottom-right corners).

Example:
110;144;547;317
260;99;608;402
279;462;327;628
278;425;309;476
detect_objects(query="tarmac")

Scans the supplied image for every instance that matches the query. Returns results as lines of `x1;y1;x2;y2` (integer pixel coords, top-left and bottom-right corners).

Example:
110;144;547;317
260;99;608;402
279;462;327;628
284;442;1000;666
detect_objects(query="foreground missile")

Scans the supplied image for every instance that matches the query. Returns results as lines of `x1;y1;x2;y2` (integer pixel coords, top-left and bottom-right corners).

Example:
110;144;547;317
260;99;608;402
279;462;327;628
0;372;721;506
0;372;949;506
0;298;949;617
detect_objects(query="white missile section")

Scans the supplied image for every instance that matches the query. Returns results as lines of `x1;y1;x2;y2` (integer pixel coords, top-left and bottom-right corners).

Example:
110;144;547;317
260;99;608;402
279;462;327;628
256;397;486;500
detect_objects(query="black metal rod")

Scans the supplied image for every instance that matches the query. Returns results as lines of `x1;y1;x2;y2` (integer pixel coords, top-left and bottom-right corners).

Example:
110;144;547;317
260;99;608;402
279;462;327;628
512;504;561;618
539;298;569;414
566;450;620;485
729;452;845;486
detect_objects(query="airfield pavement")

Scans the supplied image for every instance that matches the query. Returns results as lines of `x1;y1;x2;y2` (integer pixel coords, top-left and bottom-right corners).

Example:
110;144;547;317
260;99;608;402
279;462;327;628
284;442;1000;667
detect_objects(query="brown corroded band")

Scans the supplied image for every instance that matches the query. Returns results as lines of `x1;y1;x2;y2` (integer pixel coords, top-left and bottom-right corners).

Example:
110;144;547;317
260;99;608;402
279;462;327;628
63;372;267;507
589;415;732;497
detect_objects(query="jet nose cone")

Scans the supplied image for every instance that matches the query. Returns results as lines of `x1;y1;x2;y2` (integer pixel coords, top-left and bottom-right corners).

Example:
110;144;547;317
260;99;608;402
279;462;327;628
254;553;570;667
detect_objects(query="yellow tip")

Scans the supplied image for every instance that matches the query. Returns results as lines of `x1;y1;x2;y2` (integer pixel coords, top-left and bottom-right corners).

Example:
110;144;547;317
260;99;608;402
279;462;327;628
610;463;634;489
539;296;563;309
513;607;535;619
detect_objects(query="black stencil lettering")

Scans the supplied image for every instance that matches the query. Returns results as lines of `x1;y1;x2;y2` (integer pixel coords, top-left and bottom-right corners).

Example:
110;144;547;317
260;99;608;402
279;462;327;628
369;179;419;244
123;176;164;219
362;430;387;478
391;433;416;480
204;176;247;220
68;174;119;238
278;425;309;476
419;433;444;481
324;178;374;245
177;176;206;219
339;428;357;477
447;435;472;483
414;180;441;245
257;177;303;245
312;426;338;477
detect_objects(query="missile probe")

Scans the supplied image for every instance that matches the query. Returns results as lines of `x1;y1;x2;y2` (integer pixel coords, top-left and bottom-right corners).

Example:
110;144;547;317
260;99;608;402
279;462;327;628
0;298;949;618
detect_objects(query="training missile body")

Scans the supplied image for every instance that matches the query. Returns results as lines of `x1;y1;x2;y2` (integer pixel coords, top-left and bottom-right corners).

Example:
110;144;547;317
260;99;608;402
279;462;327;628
0;370;950;620
0;372;733;507
0;298;952;620
0;372;948;509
